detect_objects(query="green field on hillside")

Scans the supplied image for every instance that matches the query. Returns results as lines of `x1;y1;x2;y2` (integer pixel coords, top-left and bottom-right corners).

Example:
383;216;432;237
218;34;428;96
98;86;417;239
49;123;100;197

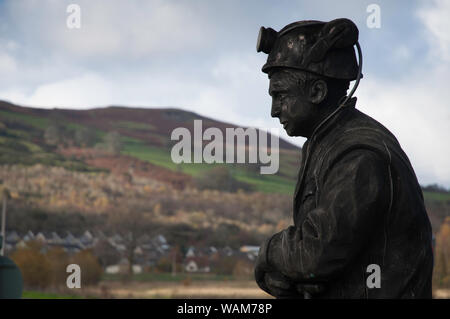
1;108;298;194
2;104;448;199
122;137;298;193
0;110;50;129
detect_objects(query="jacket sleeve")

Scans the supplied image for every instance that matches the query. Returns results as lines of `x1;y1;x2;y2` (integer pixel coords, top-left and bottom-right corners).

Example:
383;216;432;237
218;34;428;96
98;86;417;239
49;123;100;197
266;149;391;282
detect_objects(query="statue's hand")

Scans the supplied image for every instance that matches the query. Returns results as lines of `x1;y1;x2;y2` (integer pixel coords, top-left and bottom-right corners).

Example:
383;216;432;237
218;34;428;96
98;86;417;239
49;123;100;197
255;235;300;298
254;248;271;293
263;272;299;298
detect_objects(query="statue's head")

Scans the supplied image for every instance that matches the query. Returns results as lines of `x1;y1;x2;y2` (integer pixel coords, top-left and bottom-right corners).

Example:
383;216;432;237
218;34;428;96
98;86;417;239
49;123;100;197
257;19;360;137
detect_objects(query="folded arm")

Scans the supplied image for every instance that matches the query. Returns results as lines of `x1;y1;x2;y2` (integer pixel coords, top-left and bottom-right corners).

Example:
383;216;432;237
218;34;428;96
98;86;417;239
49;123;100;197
265;149;390;283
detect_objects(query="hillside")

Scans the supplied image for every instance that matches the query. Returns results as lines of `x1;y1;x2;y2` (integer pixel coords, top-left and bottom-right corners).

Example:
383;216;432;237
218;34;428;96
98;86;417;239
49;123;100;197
1;99;449;231
0;99;301;249
0;100;301;194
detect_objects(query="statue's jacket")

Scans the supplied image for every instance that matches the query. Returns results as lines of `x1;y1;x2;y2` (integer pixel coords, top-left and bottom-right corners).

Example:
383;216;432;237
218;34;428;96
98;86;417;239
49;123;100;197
263;98;434;298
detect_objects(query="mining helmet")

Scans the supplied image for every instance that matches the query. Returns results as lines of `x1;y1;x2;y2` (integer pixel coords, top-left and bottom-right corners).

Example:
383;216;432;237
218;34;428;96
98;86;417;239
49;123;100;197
257;19;361;81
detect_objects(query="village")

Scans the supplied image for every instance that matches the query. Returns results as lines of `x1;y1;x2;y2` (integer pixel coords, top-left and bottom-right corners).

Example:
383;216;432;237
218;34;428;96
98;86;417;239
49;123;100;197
3;229;260;277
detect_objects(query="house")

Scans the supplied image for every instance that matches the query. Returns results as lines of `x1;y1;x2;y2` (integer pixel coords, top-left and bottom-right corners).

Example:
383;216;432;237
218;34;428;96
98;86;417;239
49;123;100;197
110;233;123;243
156;234;167;245
105;258;143;274
105;264;121;274
48;232;63;245
5;231;20;246
62;231;84;253
3;231;20;253
108;233;126;251
16;239;27;249
23;231;35;242
92;230;107;241
152;235;170;252
134;245;143;255
239;245;259;254
239;245;259;260
35;232;46;242
221;246;234;257
80;230;94;247
184;256;210;273
185;246;196;258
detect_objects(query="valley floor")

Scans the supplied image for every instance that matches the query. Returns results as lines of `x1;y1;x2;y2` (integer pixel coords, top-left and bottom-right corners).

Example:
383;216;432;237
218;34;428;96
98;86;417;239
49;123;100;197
91;280;271;299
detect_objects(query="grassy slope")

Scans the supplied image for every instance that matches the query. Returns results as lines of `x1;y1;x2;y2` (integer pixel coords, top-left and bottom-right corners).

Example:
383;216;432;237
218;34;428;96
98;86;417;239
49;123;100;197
122;137;299;194
1;103;449;200
0;110;100;172
0;105;299;194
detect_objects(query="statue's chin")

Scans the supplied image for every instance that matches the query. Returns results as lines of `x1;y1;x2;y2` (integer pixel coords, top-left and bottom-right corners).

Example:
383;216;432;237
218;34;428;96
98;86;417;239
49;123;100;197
285;128;303;138
285;131;294;137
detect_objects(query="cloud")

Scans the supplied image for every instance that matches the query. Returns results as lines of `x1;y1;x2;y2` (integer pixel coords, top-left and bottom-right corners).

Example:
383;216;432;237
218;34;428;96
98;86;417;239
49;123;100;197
417;0;450;62
25;73;113;108
358;75;450;187
0;52;17;74
356;0;450;186
3;0;213;59
189;53;269;125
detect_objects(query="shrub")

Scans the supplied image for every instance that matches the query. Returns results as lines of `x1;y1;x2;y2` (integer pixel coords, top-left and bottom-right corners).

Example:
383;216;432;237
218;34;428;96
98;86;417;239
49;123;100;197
10;241;51;289
70;249;103;286
46;247;70;288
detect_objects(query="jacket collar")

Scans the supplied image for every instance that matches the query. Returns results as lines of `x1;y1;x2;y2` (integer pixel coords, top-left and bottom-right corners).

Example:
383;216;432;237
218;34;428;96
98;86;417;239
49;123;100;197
309;97;357;147
293;97;357;216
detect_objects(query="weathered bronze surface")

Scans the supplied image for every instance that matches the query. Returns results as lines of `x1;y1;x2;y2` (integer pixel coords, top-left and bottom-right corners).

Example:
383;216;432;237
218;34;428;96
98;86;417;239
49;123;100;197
255;18;433;299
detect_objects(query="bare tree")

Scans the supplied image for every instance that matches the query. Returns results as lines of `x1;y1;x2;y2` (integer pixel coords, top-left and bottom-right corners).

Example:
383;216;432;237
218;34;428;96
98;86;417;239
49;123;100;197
75;127;97;147
104;131;123;155
108;205;157;277
44;125;62;146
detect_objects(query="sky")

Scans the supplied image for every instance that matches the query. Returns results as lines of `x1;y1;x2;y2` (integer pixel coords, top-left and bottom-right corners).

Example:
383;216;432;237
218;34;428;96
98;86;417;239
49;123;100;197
0;0;449;187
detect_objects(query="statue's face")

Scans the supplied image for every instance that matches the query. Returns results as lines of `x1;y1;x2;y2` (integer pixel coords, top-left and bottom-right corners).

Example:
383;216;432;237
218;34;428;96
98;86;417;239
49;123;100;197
269;70;318;137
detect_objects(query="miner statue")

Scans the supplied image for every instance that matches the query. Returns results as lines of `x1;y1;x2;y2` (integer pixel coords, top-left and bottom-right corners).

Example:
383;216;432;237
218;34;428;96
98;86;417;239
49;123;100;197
254;18;433;299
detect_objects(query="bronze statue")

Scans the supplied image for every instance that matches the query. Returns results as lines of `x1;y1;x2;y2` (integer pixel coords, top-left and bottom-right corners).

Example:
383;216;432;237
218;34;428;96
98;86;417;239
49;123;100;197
254;18;433;298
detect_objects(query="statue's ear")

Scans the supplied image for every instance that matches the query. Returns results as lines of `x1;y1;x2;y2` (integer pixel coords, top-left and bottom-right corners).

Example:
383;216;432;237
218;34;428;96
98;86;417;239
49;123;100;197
305;19;359;63
309;79;328;104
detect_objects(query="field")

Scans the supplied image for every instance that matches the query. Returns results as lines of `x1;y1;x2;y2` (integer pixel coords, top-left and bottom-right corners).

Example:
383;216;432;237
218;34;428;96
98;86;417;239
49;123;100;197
22;273;271;299
100;273;270;299
92;280;270;299
22;279;450;299
22;291;83;299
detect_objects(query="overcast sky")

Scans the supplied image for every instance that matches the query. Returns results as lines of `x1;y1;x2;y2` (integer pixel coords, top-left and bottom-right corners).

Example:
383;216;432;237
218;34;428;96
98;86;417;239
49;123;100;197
0;0;449;187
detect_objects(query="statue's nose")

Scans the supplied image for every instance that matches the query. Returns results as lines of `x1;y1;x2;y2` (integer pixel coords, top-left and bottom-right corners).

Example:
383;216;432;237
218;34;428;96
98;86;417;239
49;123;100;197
271;102;281;118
